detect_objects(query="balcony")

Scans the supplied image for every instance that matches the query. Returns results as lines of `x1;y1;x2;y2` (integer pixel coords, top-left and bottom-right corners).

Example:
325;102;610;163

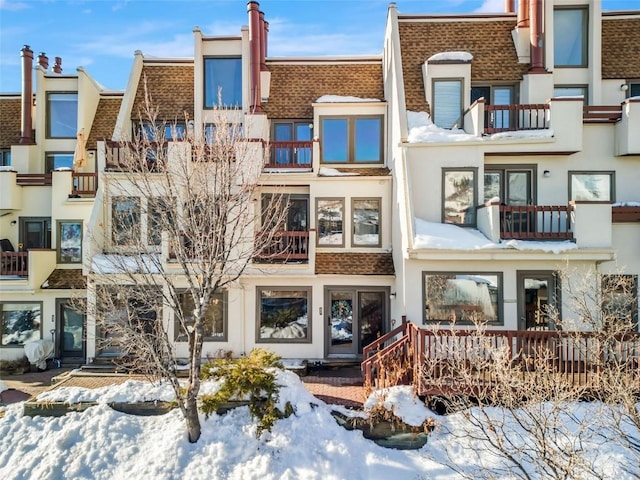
0;252;28;276
484;104;549;134
264;141;313;170
16;173;52;186
254;231;310;262
499;205;573;241
72;172;98;197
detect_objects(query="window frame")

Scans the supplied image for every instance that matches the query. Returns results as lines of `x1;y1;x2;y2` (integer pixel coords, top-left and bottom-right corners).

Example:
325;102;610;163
256;286;312;344
601;274;638;332
483;164;537;205
46;91;78;139
431;78;464;129
553;6;588;68
0;149;11;167
316;197;345;248
111;196;141;247
422;272;504;326
147;197;175;247
203;56;243;109
57;220;83;264
442;167;478;227
19;216;52;250
45;152;74;172
320;115;384;164
568;170;615;203
174;290;228;342
351;197;382;248
1;301;43;347
553;85;588;104
627;81;640;98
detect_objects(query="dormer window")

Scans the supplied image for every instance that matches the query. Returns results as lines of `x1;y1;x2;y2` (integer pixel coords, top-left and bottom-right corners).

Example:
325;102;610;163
320;115;382;164
46;92;78;138
432;79;463;129
204;57;242;108
554;7;588;67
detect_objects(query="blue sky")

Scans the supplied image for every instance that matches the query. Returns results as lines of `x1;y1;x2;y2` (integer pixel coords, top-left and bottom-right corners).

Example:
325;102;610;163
0;0;636;93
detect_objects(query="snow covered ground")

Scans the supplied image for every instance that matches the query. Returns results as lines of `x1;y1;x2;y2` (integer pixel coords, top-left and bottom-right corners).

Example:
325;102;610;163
0;372;638;480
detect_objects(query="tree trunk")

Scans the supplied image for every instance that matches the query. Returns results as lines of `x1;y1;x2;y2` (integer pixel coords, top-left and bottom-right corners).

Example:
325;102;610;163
185;395;201;443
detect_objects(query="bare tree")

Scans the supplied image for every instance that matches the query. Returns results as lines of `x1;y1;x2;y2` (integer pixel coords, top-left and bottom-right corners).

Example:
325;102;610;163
87;87;287;443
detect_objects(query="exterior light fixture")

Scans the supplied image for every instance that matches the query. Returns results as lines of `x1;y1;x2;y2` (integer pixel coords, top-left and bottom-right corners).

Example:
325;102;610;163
543;170;551;177
621;84;629;91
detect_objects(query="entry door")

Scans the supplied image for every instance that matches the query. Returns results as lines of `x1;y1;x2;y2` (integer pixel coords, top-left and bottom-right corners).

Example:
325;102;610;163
517;271;560;330
57;300;85;363
19;217;52;250
327;288;387;356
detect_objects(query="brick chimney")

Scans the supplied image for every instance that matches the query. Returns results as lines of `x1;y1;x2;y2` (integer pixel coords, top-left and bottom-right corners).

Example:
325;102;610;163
529;0;545;72
37;52;49;70
247;1;262;113
53;56;62;73
19;45;34;145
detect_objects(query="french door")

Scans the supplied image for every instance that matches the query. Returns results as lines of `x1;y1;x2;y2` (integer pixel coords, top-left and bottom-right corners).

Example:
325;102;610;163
56;300;85;363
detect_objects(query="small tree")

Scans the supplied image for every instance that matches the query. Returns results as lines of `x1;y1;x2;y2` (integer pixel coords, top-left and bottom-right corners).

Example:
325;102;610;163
88;85;287;442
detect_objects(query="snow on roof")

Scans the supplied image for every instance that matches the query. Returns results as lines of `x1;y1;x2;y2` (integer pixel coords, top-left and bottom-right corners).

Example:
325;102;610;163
91;254;161;274
407;111;477;143
315;95;381;103
414;218;578;254
487;129;554;140
318;167;359;177
428;51;473;62
613;201;640;207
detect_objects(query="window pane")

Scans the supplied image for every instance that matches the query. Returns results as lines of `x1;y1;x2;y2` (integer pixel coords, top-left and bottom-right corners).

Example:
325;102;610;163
48;93;78;138
484;171;502;202
493;87;513;129
353;199;380;246
317;199;343;246
554;9;586;66
176;292;225;340
258;289;309;341
554;86;587;99
602;275;638;331
0;150;11;167
630;84;640;98
424;274;500;323
322;118;348;162
46;153;74;172
354;117;381;162
571;173;612;201
59;221;82;263
1;303;41;346
507;171;530;206
444;170;476;225
148;197;174;246
204;58;242;107
112;197;140;245
433;80;462;129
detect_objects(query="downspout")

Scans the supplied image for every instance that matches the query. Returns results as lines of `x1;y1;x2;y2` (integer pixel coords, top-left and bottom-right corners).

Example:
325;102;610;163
247;1;262;113
529;0;545;72
517;0;529;27
19;45;34;145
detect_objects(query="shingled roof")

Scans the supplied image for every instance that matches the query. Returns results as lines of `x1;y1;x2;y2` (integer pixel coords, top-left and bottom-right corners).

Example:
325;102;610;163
0;97;21;148
87;95;122;149
315;252;395;276
133;63;194;121
41;269;87;290
264;61;384;119
602;16;640;79
398;17;527;113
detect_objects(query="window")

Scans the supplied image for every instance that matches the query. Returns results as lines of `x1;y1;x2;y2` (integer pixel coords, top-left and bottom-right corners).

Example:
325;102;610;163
432;79;463;129
471;85;515;130
320;116;383;164
443;168;477;226
352;198;381;247
19;217;51;249
569;171;615;202
1;302;42;346
204;123;243;145
317;198;344;247
47;92;78;138
484;166;535;205
601;275;638;332
175;291;227;341
58;220;82;263
0;149;10;167
257;287;311;342
271;121;312;166
554;7;588;67
135;122;186;142
629;82;640;98
112;197;140;246
204;57;242;108
554;86;588;104
423;273;502;325
147;197;175;246
45;153;74;172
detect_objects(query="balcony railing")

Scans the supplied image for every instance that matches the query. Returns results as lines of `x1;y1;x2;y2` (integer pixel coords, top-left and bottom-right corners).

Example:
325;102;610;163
485;104;549;134
254;231;310;262
583;105;622;123
265;141;313;169
0;252;28;276
16;173;52;186
612;205;640;223
500;205;573;240
72;172;98;196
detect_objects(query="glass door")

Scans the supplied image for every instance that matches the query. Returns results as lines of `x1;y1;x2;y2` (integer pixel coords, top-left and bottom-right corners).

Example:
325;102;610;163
57;300;85;362
328;290;355;355
19;217;52;250
517;271;560;330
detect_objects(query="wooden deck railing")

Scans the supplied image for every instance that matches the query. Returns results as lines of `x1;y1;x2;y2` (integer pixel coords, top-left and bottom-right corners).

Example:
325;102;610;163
16;173;52;186
583;105;622;123
362;322;640;396
0;252;28;276
485;104;549;134
612;205;640;223
254;231;309;261
265;141;313;169
500;205;573;240
72;172;98;196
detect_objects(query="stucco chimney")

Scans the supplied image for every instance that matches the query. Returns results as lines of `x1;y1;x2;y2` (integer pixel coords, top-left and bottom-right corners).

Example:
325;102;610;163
247;1;262;113
19;45;34;145
517;0;529;27
37;52;49;70
505;0;515;13
53;56;62;73
529;0;545;72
